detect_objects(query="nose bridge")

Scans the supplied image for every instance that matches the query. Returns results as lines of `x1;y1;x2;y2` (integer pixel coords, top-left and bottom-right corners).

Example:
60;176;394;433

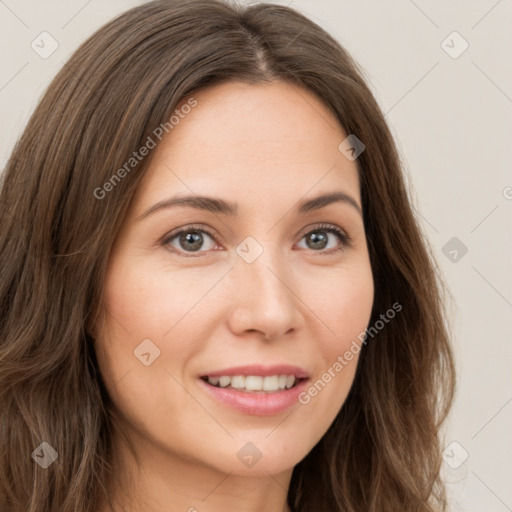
229;234;301;336
236;237;288;298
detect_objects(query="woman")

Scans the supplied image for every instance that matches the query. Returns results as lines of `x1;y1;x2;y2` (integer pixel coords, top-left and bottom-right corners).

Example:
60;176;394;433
0;0;456;511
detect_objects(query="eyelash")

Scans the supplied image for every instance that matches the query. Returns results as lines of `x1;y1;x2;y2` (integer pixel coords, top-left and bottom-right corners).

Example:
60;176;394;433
161;223;352;258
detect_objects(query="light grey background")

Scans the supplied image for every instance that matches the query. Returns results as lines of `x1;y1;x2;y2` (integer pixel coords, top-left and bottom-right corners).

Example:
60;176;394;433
1;1;511;510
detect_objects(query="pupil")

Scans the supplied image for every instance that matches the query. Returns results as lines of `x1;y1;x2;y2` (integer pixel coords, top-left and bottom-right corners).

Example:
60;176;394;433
181;231;203;251
308;231;327;250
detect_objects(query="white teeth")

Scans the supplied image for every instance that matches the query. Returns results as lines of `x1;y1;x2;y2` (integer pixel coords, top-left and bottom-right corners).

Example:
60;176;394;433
219;376;231;388
206;374;298;392
245;376;263;391
230;375;245;389
208;376;220;386
262;376;279;391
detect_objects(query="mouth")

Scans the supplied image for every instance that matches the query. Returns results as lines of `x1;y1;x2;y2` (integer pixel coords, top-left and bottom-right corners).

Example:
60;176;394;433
200;374;307;393
197;364;310;415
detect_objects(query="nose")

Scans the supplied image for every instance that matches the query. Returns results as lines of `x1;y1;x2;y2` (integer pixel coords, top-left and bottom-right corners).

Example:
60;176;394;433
225;244;304;342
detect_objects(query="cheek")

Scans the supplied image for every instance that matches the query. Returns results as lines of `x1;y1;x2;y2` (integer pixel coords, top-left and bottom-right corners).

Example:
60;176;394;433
102;251;231;340
296;263;373;429
94;255;228;401
94;266;205;448
311;261;374;352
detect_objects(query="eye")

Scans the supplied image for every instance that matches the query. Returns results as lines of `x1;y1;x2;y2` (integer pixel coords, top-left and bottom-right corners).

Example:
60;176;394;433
297;223;351;254
162;222;351;258
162;224;218;257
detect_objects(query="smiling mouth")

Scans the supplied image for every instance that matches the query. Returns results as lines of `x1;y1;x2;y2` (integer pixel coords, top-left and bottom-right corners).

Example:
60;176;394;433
200;375;306;393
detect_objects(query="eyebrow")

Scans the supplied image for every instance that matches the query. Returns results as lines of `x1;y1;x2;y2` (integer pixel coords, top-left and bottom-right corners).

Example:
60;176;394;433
137;190;362;221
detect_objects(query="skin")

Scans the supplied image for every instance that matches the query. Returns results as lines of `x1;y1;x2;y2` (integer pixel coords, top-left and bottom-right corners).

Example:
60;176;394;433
93;80;374;512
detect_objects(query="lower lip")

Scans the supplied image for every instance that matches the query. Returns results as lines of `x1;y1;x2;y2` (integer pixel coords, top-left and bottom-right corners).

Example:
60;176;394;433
198;378;309;416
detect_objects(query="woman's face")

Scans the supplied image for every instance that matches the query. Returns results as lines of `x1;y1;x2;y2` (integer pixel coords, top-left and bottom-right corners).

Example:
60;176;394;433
94;80;374;479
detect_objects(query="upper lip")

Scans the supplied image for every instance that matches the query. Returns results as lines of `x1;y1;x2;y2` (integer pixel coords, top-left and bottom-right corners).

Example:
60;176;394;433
200;364;310;379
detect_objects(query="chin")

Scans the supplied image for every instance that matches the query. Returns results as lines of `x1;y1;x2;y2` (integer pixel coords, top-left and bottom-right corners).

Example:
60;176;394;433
205;434;313;476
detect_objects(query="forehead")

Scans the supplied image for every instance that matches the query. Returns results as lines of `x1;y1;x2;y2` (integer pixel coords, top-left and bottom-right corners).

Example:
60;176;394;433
134;80;360;214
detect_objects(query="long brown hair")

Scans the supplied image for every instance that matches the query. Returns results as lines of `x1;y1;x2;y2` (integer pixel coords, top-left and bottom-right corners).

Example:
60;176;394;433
0;1;456;510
